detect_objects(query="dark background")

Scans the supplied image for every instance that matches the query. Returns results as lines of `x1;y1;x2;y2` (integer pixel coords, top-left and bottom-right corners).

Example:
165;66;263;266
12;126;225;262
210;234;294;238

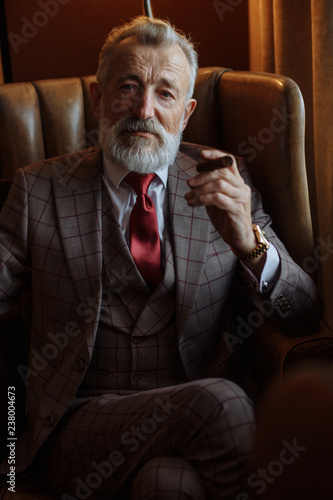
0;0;249;83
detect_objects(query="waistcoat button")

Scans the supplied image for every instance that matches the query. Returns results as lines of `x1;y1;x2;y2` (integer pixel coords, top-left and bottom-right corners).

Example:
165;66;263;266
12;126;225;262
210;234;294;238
74;359;84;371
44;415;54;426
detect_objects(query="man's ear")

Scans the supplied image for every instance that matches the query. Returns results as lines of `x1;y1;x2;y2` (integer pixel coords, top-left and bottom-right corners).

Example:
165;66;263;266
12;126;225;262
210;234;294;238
90;82;102;119
181;98;197;132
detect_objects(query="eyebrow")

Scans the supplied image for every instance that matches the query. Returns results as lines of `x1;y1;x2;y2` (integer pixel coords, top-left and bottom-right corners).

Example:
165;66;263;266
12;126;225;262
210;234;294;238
116;73;179;93
116;73;142;86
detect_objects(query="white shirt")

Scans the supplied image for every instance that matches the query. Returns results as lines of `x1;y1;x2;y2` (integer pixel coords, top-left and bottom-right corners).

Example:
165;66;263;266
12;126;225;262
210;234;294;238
102;154;280;293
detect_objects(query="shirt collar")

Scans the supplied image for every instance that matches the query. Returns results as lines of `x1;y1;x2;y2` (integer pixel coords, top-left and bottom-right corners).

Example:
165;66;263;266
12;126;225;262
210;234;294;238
102;152;169;190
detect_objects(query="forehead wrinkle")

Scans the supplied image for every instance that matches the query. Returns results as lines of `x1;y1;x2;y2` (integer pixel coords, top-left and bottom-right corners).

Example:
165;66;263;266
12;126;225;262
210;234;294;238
111;38;191;97
131;57;183;82
116;73;143;85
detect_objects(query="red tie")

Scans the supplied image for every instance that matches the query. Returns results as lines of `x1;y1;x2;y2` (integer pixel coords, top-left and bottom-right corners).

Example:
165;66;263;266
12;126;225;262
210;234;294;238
125;172;163;288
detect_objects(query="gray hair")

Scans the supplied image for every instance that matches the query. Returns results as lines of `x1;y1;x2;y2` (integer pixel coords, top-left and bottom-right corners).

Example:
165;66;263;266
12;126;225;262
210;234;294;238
96;16;198;98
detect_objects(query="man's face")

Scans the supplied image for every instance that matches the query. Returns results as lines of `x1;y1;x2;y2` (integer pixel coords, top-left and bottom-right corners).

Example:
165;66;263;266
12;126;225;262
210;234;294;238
91;36;196;173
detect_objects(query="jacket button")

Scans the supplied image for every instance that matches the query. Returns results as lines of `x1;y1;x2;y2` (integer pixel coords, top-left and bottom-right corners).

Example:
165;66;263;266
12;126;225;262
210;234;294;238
133;372;142;381
44;415;54;426
74;359;84;371
132;337;141;345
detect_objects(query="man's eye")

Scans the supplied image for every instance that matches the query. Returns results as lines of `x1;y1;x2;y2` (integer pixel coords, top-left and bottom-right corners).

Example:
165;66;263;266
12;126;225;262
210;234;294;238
121;84;136;91
160;90;173;99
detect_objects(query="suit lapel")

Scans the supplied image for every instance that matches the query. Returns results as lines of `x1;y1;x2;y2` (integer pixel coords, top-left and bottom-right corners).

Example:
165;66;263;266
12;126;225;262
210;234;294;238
52;148;103;304
168;150;211;337
51;145;214;336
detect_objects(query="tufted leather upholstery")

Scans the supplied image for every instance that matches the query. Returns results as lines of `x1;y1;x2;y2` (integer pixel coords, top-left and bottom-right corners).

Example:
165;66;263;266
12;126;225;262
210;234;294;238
0;75;97;178
0;68;332;499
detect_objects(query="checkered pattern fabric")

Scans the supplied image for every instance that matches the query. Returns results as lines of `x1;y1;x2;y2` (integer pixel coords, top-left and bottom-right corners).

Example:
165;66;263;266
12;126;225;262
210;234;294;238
38;379;256;499
0;144;322;486
76;190;187;397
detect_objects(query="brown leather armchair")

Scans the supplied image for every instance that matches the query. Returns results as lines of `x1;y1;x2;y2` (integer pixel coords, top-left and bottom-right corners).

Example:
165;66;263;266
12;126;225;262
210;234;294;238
0;67;318;264
0;68;332;499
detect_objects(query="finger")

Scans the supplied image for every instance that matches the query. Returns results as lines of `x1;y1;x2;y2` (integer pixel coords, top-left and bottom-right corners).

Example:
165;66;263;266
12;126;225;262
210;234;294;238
185;179;240;203
201;149;231;160
185;190;239;211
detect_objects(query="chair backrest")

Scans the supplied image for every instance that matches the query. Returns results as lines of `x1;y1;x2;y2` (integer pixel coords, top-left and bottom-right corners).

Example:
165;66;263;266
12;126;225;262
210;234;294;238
0;75;97;178
183;67;312;269
0;67;313;268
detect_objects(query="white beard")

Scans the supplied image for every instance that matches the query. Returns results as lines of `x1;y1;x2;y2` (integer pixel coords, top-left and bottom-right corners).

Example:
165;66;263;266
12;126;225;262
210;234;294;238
98;113;182;174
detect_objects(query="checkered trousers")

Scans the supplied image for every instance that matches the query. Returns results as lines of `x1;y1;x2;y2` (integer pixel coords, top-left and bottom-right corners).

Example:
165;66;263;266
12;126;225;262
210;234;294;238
38;378;256;500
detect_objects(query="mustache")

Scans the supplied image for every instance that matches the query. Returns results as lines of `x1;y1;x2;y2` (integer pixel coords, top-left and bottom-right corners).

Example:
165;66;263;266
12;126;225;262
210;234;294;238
113;117;164;138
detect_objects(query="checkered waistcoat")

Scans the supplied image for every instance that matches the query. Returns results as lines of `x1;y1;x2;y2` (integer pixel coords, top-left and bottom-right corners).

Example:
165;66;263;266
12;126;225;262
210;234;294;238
0;144;319;472
77;185;188;396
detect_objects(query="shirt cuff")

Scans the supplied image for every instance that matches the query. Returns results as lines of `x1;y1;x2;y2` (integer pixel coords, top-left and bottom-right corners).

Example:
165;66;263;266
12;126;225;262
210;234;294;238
241;243;281;293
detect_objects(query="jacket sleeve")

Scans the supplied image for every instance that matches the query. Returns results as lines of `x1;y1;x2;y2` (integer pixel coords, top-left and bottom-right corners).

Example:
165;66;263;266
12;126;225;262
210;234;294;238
235;158;323;335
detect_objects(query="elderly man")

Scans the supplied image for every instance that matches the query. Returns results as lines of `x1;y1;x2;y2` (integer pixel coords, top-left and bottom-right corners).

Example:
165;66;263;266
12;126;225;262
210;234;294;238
0;15;321;500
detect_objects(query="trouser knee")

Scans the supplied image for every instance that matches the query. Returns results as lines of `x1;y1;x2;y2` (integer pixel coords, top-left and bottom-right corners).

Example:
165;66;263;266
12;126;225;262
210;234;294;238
131;456;206;500
175;378;255;451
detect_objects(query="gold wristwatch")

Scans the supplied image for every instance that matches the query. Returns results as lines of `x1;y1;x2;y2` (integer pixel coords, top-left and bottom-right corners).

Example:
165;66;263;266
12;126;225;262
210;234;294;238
232;224;270;261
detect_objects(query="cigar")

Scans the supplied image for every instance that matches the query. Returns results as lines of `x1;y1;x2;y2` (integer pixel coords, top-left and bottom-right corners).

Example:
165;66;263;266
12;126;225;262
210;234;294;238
196;155;233;173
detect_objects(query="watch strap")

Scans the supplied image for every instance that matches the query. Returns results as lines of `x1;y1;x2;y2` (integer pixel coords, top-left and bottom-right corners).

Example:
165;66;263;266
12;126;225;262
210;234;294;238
231;224;270;261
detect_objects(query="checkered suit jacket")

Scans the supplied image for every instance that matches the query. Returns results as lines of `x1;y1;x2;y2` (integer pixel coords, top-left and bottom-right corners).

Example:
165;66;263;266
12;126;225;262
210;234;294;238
0;143;321;471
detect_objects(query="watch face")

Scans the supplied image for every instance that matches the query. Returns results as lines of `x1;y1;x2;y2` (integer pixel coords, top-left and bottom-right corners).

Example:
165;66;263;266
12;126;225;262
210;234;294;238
254;224;268;243
235;224;269;260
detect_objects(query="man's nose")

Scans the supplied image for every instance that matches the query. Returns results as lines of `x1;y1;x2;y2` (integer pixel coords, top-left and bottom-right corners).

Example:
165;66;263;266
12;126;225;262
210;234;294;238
131;89;155;120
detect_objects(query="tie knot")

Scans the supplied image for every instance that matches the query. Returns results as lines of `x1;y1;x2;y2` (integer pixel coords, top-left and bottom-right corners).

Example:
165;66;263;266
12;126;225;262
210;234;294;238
125;172;156;196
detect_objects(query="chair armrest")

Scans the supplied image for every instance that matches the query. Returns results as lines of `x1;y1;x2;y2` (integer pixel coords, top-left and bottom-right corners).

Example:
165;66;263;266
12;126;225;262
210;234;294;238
249;321;333;393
